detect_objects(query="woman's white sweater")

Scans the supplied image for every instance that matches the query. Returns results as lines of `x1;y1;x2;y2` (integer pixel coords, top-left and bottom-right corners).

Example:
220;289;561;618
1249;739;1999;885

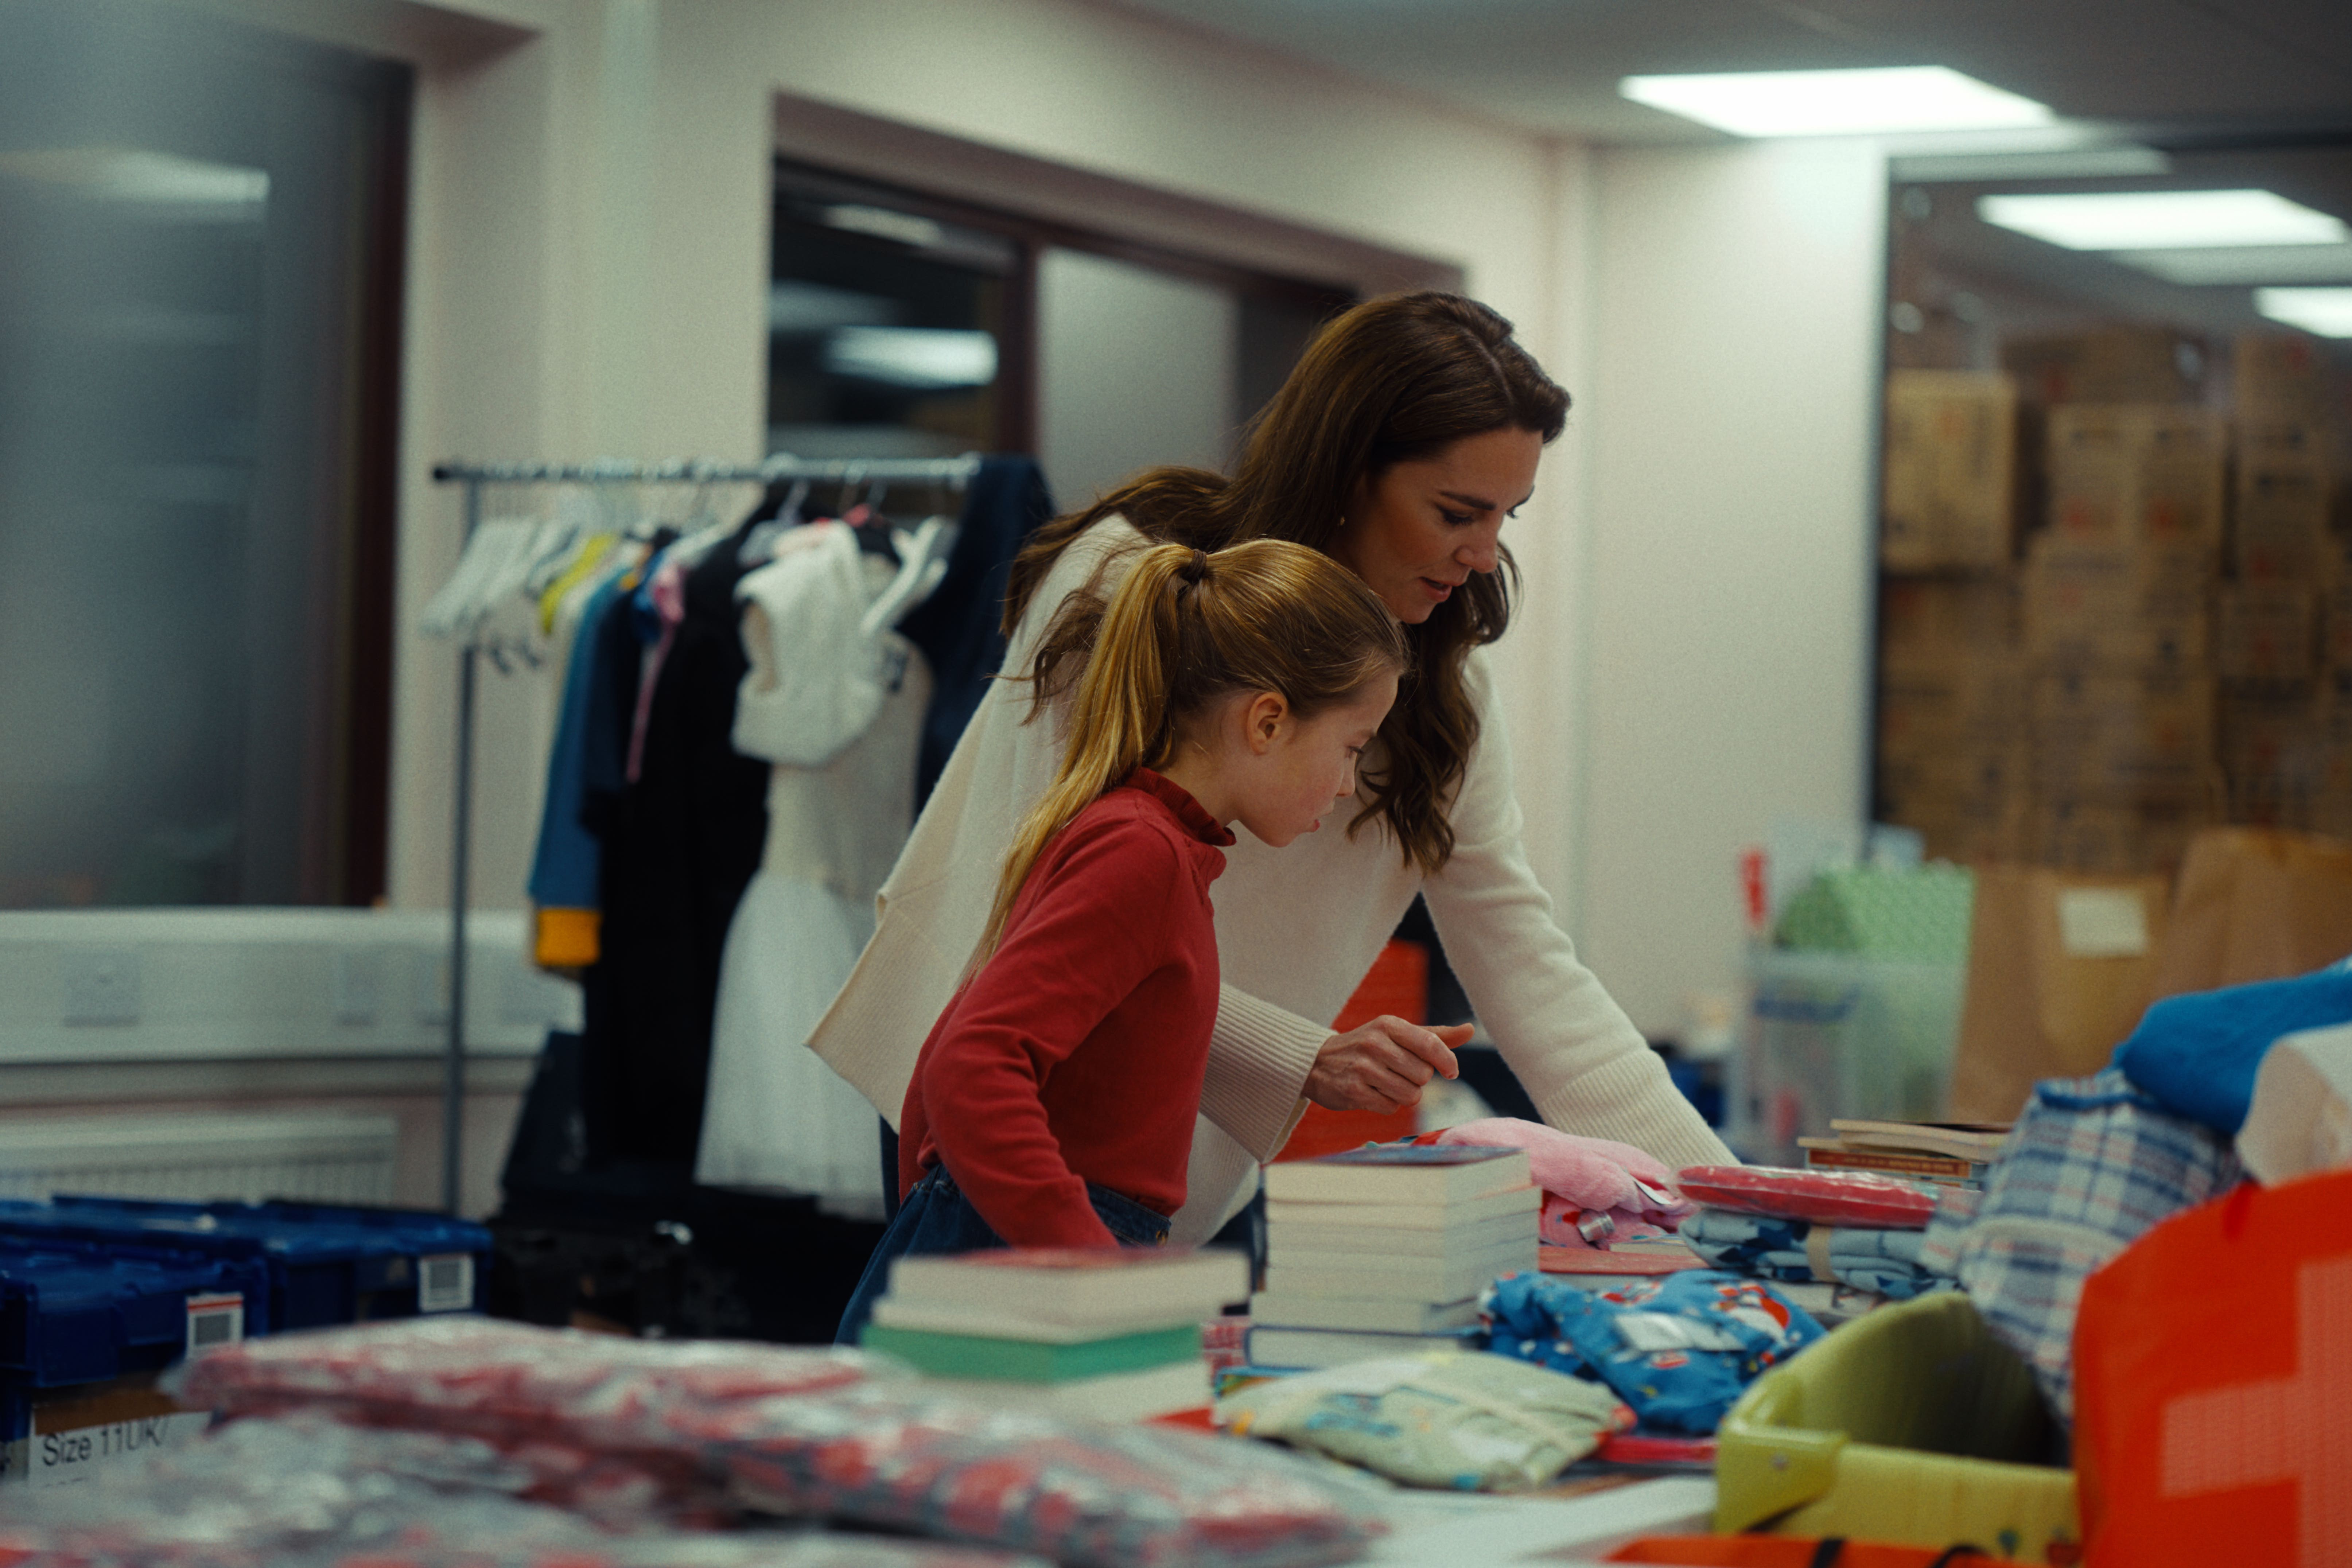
809;519;1733;1243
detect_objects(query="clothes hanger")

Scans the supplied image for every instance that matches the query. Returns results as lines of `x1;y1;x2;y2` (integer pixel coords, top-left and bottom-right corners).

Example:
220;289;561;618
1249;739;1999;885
738;477;808;566
859;514;959;641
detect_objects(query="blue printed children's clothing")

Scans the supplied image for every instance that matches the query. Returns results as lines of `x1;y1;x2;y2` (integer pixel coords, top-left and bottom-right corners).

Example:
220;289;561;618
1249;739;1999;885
2114;956;2352;1136
1679;1209;1951;1300
1482;1270;1825;1434
1918;1067;2243;1423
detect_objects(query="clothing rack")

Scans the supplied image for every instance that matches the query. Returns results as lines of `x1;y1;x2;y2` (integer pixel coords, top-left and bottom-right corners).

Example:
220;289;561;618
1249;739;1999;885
426;452;984;1214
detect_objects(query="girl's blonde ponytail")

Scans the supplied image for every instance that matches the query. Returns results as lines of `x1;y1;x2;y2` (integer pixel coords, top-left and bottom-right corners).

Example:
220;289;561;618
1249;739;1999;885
977;539;1404;961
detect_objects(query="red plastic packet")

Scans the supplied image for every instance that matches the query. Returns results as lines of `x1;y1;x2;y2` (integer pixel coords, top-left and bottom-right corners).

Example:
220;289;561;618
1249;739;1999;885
1675;1165;1940;1229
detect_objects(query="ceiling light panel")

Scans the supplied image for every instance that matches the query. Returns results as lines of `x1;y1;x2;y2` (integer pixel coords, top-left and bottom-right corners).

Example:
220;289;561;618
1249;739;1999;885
2114;242;2352;287
1979;190;2349;252
1619;67;2053;138
2255;288;2352;338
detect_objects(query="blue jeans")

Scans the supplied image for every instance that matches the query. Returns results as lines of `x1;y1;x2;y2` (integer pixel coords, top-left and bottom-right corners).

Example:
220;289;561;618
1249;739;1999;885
834;1164;1171;1345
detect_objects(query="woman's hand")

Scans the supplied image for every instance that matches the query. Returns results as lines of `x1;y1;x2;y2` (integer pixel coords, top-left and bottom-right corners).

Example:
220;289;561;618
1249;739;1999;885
1303;1019;1474;1113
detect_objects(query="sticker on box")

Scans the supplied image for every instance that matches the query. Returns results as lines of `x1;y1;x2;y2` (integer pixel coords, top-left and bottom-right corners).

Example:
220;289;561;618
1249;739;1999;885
417;1252;475;1314
184;1292;244;1356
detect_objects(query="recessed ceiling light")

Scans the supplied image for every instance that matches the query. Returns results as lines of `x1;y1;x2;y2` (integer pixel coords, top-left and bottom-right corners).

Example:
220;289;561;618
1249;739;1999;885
1979;190;2349;252
2255;288;2352;338
2114;242;2352;287
1619;67;2053;138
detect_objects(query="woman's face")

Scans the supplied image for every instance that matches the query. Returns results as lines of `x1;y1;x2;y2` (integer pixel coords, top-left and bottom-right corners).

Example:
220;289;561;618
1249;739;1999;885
1331;427;1544;624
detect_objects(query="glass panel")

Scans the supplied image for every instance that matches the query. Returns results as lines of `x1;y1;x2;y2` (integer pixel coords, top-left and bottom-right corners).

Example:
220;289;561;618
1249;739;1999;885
0;0;406;906
767;188;1014;460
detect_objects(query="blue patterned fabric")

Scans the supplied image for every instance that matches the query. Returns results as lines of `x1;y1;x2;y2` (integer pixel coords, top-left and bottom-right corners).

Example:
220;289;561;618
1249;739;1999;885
1482;1270;1824;1434
1919;1067;2243;1423
1679;1209;1951;1300
2113;956;2352;1135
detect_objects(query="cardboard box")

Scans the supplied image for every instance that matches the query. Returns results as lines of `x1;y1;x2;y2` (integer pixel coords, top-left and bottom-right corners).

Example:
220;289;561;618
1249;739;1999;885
1879;747;2029;867
2215;585;2319;684
1878;577;2020;673
2025;796;2212;876
2043;405;2226;558
2234;456;2335;583
2002;326;2206;406
2235;332;2347;425
1883;371;2019;570
2030;668;2218;806
1879;663;2026;760
2021;539;2211;673
1950;867;2172;1121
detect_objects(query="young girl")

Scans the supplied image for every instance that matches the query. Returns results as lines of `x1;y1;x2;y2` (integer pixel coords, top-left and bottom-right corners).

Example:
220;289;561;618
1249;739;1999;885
835;538;1407;1342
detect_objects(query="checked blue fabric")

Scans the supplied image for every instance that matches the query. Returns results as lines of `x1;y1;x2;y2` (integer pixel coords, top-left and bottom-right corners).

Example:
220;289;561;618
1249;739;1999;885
1482;1270;1824;1434
1917;1067;2243;1424
1679;1209;1952;1300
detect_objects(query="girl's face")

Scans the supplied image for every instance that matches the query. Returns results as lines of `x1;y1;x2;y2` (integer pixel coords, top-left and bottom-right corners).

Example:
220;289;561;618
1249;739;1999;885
1331;426;1545;624
1224;672;1400;849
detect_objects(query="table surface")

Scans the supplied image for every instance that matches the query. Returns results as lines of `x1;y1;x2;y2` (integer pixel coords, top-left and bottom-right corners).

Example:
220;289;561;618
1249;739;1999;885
1360;1474;1718;1565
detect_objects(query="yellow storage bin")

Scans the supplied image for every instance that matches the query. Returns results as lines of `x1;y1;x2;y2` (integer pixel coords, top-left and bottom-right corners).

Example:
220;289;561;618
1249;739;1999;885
1715;1292;2079;1563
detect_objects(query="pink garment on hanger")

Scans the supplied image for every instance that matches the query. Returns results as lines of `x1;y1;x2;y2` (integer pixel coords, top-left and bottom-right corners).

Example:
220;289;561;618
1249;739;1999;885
1420;1117;1696;1249
624;556;689;784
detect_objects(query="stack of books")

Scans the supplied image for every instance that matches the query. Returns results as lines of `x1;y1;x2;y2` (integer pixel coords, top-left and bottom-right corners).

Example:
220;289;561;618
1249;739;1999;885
859;1247;1250;1420
1245;1144;1539;1370
1799;1118;2010;1189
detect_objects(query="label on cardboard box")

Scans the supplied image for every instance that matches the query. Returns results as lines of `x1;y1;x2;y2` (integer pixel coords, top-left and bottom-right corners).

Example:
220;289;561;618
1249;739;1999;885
0;1380;209;1490
2058;888;2151;957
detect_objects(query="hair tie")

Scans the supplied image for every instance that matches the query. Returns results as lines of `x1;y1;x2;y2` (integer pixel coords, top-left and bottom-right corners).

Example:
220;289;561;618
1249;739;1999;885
1175;548;1211;590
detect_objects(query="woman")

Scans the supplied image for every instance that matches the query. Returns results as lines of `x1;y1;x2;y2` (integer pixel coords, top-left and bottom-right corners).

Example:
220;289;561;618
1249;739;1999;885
810;291;1734;1246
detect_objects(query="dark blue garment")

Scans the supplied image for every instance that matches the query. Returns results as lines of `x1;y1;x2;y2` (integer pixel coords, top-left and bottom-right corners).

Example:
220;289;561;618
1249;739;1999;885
526;575;630;913
833;1164;1170;1346
895;456;1053;808
2113;956;2352;1135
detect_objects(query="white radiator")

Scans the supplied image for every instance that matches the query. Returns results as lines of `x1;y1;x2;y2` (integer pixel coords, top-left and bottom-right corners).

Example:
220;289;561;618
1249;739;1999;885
0;1113;399;1204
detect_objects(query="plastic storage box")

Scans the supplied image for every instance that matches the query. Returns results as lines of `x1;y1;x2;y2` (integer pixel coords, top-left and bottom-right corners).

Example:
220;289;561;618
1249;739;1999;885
1714;1291;2077;1562
1741;952;1965;1163
0;1236;269;1486
0;1198;489;1332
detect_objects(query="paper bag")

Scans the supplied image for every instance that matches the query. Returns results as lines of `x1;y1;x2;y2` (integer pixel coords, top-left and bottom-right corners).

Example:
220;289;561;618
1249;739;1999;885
2075;1168;2352;1567
2145;827;2352;1000
1947;865;2170;1121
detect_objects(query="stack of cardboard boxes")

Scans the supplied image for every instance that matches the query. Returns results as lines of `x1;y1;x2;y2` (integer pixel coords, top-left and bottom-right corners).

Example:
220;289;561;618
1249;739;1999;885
1877;327;2350;873
2220;336;2352;840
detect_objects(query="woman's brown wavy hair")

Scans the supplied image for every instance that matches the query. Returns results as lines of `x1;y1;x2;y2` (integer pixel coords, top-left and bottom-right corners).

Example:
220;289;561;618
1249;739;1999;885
1003;290;1569;873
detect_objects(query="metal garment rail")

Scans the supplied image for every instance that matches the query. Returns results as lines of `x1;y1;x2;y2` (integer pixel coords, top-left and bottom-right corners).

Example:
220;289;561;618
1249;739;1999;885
424;452;982;1214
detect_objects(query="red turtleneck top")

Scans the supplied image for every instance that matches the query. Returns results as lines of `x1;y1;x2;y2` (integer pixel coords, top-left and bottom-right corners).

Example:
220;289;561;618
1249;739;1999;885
900;768;1236;1248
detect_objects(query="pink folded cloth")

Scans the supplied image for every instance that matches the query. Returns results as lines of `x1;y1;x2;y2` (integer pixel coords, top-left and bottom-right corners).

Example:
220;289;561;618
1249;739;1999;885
1423;1117;1696;1249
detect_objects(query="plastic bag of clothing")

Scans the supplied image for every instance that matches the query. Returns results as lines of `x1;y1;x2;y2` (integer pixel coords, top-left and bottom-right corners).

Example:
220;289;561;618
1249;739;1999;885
1483;1271;1824;1434
1915;1067;2243;1424
713;1382;1377;1568
1215;1350;1633;1492
0;1414;1031;1568
170;1317;885;1522
1678;1210;1951;1300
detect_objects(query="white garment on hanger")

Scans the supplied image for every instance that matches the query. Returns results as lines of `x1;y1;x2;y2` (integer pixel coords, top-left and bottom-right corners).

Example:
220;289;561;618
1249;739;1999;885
696;522;934;1218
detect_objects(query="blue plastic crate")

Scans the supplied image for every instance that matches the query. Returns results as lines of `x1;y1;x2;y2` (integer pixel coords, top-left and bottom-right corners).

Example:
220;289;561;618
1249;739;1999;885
0;1236;269;1392
0;1198;489;1332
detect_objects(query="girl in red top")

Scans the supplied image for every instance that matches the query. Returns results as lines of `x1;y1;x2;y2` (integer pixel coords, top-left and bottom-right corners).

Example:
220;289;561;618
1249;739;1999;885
836;538;1407;1342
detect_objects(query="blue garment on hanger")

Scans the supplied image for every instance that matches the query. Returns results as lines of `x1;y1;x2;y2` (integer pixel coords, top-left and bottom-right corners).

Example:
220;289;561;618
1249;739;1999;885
895;455;1053;808
2113;956;2352;1135
527;574;631;918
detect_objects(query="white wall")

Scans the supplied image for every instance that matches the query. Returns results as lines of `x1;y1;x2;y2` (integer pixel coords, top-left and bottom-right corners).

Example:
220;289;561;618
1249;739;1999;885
1577;138;1888;1035
328;0;1589;927
183;0;1892;1057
